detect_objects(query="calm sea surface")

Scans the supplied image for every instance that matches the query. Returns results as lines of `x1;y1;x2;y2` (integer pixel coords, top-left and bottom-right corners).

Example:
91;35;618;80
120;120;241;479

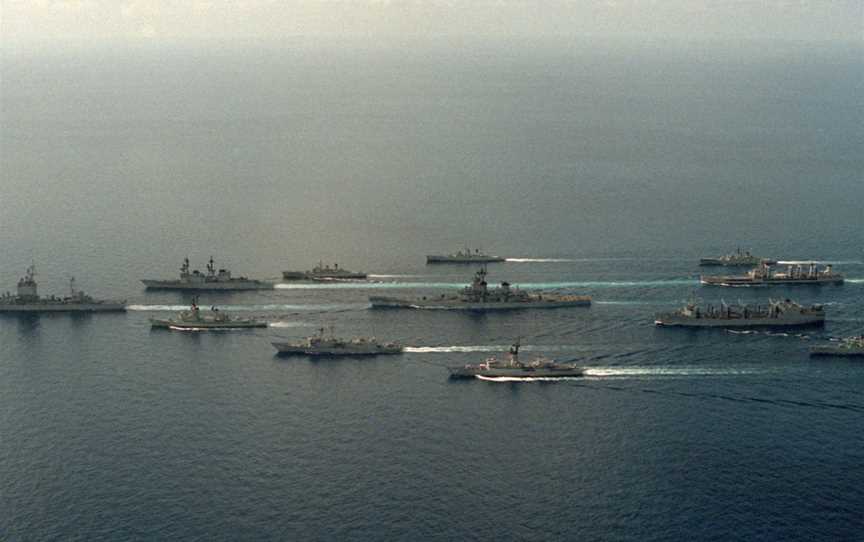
1;38;863;540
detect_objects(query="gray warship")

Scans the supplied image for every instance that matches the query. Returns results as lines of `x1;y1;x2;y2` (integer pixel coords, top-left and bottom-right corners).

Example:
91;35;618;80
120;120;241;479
141;257;272;290
369;267;591;311
150;298;266;330
426;248;505;264
448;341;584;379
810;336;864;357
654;297;825;328
699;248;776;267
0;265;126;313
272;327;402;356
700;262;843;287
282;262;367;281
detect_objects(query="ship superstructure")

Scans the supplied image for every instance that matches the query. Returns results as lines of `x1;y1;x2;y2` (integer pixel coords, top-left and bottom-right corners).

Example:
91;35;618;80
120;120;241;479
810;336;864;357
141;257;272;290
370;267;590;310
700;262;843;287
0;265;126;313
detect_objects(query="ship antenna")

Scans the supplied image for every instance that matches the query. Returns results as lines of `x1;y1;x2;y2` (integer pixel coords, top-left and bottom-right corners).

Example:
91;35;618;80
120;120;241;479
69;276;76;296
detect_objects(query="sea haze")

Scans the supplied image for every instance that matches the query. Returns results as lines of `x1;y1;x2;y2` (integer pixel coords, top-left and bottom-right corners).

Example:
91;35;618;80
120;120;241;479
1;37;863;540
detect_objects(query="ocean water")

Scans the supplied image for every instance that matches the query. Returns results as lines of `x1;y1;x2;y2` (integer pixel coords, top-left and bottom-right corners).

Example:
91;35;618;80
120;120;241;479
1;38;863;540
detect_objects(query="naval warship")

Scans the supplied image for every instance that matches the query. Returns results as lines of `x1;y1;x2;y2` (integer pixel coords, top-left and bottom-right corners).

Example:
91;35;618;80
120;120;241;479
281;262;367;280
272;327;402;356
0;265;126;313
426;248;505;264
141;257;272;290
448;341;584;379
369;267;591;310
654;297;825;328
810;336;864;357
700;262;843;287
150;298;266;330
699;248;776;267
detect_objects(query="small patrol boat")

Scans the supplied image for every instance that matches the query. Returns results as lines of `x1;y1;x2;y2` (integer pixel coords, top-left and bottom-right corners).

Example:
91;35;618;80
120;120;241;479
149;298;266;330
700;262;843;287
448;341;584;379
810;336;864;357
272;327;402;356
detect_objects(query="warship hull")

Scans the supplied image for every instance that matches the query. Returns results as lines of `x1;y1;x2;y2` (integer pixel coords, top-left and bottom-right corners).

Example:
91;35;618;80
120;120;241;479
654;314;825;328
810;346;864;357
699;258;776;267
700;276;844;287
426;255;506;264
369;296;591;310
141;279;273;290
272;342;403;356
0;303;126;313
448;366;584;379
150;318;266;329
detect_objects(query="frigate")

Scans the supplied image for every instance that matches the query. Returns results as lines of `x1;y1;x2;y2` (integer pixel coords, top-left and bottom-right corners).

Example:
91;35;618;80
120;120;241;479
272;327;402;356
369;267;591;310
149;298;266;330
0;265;126;313
810;336;864;357
654;298;825;328
699;248;776;267
141;257;272;290
426;248;505;264
281;262;367;280
700;263;843;287
448;341;584;379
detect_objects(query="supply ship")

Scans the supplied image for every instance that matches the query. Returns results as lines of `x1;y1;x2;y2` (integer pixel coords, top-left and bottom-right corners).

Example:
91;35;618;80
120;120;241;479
426;248;505;264
150;299;266;330
448;341;584;379
654;298;825;328
272;327;403;356
282;262;367;280
0;265;126;313
141;257;272;290
699;248;776;267
700;263;843;287
369;267;591;311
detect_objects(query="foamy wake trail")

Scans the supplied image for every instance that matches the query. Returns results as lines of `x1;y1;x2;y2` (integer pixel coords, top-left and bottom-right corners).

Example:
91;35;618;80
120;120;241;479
404;345;509;353
268;321;310;328
845;278;864;284
584;367;764;377
777;260;863;265
476;375;583;382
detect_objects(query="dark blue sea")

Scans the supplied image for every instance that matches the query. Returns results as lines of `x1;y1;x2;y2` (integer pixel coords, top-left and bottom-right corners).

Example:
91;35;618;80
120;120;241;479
1;38;863;541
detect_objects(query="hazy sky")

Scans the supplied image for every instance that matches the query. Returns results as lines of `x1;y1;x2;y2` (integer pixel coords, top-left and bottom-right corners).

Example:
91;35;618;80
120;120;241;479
2;0;862;48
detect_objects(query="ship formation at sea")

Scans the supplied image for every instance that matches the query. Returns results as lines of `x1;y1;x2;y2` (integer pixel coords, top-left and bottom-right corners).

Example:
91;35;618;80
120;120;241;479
2;245;861;374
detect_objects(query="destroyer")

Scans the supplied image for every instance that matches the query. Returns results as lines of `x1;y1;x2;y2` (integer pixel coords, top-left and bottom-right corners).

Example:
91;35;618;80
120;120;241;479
810;336;864;357
448;341;584;379
0;265;125;313
370;267;591;310
142;257;272;290
654;298;825;328
150;299;266;330
272;327;402;356
426;248;505;264
699;248;776;267
282;262;367;280
700;262;843;287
